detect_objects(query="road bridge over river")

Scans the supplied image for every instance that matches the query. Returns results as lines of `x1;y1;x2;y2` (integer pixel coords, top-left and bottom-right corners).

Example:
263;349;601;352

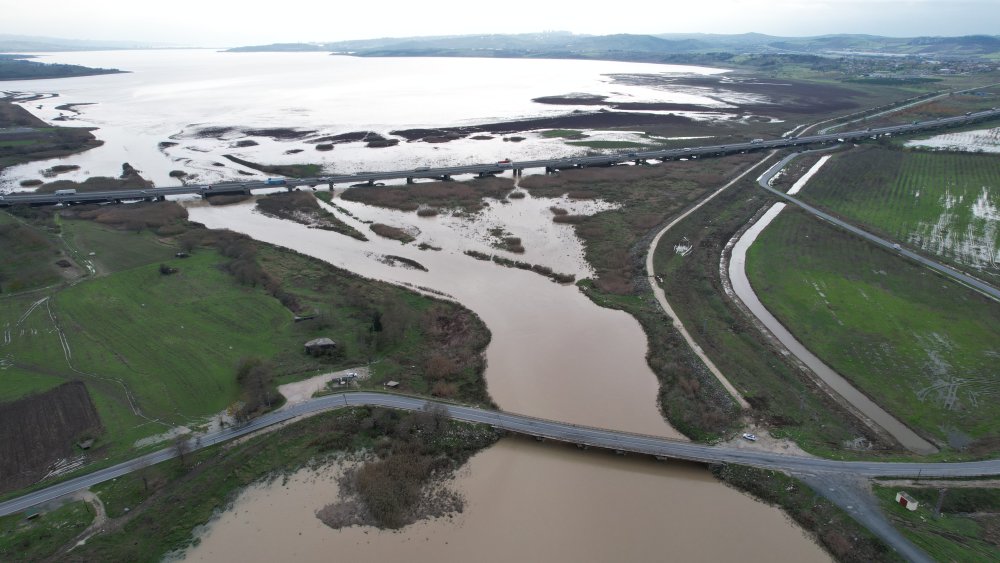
3;391;996;562
2;108;998;208
4;391;1000;515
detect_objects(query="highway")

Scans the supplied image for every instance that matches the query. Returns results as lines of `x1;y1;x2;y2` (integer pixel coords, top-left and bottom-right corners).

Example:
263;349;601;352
5;391;1000;519
757;153;1000;302
1;107;998;208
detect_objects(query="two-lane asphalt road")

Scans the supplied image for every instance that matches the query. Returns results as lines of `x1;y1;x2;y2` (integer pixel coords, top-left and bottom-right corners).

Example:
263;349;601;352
5;392;1000;518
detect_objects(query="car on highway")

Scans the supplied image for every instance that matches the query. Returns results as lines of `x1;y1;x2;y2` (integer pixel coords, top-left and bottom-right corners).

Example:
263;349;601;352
414;166;430;172
742;433;758;442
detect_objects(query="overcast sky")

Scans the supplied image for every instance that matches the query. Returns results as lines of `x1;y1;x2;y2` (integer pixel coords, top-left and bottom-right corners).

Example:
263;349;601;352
2;0;997;46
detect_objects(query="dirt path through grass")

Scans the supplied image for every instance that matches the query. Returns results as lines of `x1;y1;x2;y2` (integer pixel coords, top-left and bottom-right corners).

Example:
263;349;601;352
646;154;777;410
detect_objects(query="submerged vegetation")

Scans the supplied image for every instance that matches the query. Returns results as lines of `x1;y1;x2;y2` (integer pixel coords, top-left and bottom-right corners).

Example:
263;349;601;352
341;177;512;212
801;146;1000;282
256;190;368;240
61;408;499;562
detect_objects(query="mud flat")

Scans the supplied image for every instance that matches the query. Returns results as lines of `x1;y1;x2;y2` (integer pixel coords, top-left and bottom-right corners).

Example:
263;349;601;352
181;439;830;563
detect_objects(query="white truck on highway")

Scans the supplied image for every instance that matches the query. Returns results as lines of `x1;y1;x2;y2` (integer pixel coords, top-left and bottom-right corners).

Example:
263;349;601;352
54;189;77;195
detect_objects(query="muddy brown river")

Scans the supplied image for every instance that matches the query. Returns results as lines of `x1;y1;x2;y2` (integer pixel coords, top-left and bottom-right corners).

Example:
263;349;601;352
181;439;828;563
181;191;830;562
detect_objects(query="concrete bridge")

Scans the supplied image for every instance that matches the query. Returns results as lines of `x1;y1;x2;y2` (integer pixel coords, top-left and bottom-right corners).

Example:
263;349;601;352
2;108;997;208
4;391;1000;520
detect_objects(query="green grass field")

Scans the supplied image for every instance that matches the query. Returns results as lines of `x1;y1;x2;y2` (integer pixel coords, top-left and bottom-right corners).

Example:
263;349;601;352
747;208;1000;446
55;250;291;423
802;146;1000;281
0;499;93;560
874;485;1000;562
61;219;177;273
2;207;491;463
0;212;68;293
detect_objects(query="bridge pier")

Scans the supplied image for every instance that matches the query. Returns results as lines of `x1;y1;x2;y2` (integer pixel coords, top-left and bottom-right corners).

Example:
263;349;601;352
156;196;166;202
406;177;414;184
545;167;555;175
576;444;590;450
440;175;453;182
513;168;522;177
367;179;374;186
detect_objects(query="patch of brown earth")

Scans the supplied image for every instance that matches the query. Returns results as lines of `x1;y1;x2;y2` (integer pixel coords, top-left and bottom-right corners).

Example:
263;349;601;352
0;382;103;494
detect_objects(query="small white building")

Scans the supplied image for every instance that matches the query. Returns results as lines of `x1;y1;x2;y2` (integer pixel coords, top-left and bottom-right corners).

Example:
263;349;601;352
895;491;919;511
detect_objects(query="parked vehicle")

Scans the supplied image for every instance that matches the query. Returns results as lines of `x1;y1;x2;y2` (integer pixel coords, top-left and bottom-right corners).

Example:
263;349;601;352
742;433;758;442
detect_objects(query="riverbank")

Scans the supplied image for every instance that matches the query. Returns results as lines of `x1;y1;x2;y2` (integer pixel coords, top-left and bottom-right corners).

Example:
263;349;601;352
50;408;500;561
182;436;834;563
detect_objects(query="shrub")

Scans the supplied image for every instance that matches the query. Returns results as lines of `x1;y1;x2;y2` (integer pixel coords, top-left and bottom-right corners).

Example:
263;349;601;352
464;250;491;261
370;223;415;244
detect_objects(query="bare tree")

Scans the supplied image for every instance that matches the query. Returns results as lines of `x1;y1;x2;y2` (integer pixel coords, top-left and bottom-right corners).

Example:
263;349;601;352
172;434;191;468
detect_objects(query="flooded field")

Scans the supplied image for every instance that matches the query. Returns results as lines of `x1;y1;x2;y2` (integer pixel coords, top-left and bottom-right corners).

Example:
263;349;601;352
906;127;1000;153
1;50;728;190
181;438;830;563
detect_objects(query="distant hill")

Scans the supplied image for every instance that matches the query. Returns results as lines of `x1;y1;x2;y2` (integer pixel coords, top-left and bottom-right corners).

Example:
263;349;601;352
0;34;155;52
230;32;1000;59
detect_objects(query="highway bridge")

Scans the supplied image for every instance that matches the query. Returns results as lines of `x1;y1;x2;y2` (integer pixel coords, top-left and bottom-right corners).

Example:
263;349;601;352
2;108;998;208
4;391;1000;519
